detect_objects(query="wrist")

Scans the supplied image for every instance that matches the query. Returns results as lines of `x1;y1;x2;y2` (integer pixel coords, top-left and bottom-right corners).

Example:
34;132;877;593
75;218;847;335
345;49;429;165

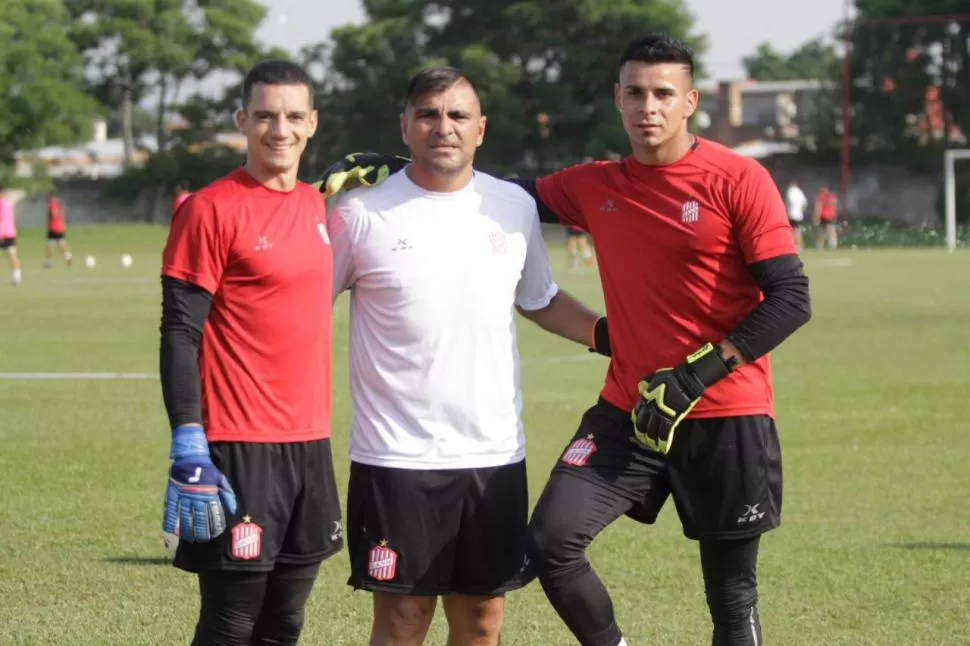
684;342;733;389
170;424;210;460
591;316;610;356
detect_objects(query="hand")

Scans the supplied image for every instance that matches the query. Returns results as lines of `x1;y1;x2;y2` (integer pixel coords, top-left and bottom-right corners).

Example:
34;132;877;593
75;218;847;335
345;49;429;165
588;317;611;357
314;152;410;199
162;425;237;543
631;343;733;454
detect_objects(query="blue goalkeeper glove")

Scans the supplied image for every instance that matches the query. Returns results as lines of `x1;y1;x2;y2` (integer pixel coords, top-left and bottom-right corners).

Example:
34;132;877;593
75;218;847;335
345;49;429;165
631;343;735;454
162;425;237;543
314;152;410;199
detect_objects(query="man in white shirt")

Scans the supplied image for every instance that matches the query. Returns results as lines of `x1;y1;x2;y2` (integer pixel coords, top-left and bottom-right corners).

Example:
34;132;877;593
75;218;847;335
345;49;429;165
785;179;808;250
328;66;607;646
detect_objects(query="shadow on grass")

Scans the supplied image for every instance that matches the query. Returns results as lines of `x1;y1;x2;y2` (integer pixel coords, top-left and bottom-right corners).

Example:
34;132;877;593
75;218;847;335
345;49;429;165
104;556;173;566
887;542;970;552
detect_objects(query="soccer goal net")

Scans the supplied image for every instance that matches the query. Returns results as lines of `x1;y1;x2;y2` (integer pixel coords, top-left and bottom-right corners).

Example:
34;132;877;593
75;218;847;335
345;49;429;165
944;148;969;252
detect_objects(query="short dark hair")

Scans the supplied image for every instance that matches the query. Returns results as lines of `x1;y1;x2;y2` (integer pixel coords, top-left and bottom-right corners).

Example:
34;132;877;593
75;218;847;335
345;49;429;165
619;33;695;79
405;66;480;108
241;59;314;110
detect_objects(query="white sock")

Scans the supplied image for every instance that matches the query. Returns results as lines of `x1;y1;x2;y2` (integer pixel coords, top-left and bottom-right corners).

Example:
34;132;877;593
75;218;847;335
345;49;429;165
617;639;628;646
12;269;22;284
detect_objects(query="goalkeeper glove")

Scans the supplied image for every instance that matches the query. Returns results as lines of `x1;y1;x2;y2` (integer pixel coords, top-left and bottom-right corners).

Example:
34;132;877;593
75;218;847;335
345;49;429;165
631;343;735;454
162;424;237;543
314;152;410;199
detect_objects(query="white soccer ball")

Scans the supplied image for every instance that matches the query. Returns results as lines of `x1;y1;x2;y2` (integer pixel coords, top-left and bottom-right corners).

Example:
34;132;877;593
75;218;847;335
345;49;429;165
162;531;179;559
84;255;96;268
120;254;133;268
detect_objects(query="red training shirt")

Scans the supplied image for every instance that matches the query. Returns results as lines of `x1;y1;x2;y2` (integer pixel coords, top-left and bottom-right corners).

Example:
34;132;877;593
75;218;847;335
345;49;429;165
48;198;66;234
161;169;333;443
536;137;796;419
817;189;837;222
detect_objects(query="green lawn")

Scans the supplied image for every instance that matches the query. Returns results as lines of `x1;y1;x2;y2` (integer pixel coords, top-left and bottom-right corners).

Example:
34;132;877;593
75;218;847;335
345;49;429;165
1;226;968;645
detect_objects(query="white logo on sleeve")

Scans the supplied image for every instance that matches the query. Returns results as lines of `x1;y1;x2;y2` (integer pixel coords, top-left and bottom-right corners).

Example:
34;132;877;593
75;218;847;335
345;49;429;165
254;236;273;251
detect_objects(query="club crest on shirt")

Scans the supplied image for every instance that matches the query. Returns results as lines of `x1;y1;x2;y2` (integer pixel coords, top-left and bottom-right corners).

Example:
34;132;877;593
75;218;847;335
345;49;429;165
561;434;597;467
489;231;507;254
368;540;398;581
230;516;262;560
681;200;700;224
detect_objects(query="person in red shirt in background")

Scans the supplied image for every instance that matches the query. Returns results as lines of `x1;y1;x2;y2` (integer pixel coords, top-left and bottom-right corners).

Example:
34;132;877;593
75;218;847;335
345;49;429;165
44;191;73;268
159;59;340;646
814;184;839;250
515;34;811;646
172;181;192;217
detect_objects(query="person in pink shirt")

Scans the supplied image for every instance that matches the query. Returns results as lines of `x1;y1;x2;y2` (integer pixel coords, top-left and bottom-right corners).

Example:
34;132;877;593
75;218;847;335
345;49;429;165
0;188;22;285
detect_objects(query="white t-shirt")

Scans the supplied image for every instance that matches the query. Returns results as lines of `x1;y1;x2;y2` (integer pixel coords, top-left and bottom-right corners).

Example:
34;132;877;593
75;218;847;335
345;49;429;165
329;170;558;470
786;185;808;222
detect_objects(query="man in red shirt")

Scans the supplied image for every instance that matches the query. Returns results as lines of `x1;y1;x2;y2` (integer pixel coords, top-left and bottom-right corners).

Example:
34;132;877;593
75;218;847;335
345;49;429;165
44;191;73;268
814;184;839;250
159;59;339;646
518;34;812;646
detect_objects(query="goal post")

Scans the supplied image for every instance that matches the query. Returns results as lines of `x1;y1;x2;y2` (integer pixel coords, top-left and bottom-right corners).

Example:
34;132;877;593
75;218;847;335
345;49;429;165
944;149;969;253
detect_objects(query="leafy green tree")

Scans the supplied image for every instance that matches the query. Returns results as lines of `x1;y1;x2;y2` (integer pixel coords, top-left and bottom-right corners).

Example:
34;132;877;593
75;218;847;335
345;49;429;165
742;39;840;82
0;0;98;187
309;0;706;177
66;0;269;165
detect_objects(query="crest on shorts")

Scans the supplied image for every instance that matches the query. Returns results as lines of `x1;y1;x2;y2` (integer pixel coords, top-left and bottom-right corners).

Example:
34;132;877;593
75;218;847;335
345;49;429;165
230;515;262;560
561;434;597;467
368;540;398;581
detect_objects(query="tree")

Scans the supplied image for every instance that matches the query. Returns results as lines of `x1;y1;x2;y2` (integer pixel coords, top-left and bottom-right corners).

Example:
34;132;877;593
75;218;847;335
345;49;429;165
308;0;706;178
848;0;970;159
0;0;98;186
66;0;269;166
742;38;840;82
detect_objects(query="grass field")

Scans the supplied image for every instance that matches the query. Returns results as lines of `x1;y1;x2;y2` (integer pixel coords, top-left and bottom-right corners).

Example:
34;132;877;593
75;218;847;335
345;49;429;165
1;225;968;646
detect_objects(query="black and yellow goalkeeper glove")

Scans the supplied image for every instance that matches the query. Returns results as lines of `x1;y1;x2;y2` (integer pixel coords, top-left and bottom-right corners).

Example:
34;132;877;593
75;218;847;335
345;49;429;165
314;152;410;199
631;343;735;454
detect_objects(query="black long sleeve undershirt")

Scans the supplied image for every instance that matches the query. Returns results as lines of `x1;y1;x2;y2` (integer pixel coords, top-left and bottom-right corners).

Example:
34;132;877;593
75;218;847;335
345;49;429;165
727;254;812;361
159;276;212;428
506;177;811;359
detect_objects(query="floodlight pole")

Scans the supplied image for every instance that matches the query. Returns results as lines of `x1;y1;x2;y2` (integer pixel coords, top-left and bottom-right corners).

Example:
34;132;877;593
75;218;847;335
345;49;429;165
838;11;970;218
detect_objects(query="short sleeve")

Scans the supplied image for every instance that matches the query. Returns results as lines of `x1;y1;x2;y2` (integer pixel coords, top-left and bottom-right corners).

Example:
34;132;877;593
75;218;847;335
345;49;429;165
161;194;231;294
514;206;559;311
328;195;361;298
730;163;797;264
535;165;590;230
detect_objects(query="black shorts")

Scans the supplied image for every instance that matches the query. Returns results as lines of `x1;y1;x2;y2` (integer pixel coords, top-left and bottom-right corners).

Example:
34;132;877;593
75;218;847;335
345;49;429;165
174;439;343;573
47;231;65;241
551;398;782;540
347;460;533;596
0;237;15;249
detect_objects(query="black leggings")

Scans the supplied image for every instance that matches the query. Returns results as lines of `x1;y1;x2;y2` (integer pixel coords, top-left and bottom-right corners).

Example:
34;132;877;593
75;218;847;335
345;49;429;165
526;469;763;646
192;562;321;646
